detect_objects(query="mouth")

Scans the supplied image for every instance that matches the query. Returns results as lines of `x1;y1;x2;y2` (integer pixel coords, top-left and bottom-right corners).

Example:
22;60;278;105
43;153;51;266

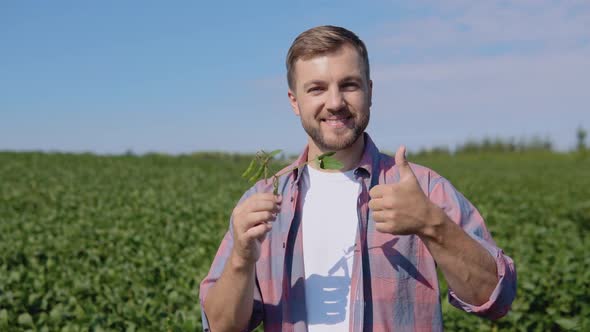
321;116;353;128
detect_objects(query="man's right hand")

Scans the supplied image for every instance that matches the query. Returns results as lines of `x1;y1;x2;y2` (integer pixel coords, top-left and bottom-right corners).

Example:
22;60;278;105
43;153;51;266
203;193;282;331
230;193;282;268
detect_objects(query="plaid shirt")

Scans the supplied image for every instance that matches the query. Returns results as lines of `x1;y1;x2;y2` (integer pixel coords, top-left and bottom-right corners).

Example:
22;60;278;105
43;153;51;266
200;133;516;331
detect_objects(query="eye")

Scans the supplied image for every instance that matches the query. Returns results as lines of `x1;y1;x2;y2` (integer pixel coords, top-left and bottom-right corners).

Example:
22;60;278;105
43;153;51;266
342;82;359;91
307;86;324;94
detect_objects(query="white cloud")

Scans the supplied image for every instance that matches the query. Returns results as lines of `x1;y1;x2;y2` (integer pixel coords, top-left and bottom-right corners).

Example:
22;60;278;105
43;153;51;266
371;0;589;58
365;0;590;151
372;49;590;114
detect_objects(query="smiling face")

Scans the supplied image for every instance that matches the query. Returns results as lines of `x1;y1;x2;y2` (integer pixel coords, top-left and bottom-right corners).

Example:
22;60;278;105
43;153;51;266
288;44;372;153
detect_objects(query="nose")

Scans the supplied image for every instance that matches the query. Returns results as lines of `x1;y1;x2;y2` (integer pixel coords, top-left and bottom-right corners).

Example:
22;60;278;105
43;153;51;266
326;88;346;111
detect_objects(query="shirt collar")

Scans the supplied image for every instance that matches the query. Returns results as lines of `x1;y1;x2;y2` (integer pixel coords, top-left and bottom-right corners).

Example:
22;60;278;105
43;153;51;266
286;132;380;185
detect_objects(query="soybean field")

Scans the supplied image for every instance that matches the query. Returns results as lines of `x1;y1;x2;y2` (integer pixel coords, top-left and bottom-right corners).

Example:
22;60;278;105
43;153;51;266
0;151;589;331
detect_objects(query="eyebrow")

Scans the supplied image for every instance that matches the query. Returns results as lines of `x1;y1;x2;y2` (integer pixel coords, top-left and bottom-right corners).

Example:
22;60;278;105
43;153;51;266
339;75;363;84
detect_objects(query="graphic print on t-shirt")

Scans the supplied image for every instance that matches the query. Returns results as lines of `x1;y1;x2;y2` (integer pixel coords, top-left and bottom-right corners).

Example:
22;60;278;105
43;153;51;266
300;165;360;331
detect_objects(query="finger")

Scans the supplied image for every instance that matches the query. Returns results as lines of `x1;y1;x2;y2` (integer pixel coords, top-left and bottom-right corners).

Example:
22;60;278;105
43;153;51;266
395;145;416;180
372;210;391;223
246;199;281;213
245;222;272;240
250;193;282;204
368;197;385;211
369;184;387;199
234;193;279;215
244;211;277;229
235;210;276;233
374;221;393;234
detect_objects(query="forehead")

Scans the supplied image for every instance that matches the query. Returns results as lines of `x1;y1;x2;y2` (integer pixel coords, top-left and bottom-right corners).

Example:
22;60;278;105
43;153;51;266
293;45;365;85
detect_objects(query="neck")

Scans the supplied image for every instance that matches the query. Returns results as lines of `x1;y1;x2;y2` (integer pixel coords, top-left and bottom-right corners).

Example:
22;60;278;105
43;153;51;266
307;134;365;172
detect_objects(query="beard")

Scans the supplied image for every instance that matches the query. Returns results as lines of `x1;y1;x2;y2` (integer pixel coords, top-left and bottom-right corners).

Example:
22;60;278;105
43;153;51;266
300;110;370;151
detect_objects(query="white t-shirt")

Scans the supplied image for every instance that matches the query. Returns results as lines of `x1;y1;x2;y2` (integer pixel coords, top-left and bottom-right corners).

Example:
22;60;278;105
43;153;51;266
300;165;360;331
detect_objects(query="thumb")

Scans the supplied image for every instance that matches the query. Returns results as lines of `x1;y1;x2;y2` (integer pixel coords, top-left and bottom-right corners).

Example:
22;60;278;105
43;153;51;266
395;145;415;179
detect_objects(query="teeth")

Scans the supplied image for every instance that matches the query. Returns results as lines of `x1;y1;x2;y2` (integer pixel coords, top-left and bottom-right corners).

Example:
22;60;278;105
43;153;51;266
323;117;349;128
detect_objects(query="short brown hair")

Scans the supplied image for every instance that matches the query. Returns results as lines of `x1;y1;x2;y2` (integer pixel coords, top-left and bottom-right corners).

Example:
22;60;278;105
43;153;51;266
286;25;370;91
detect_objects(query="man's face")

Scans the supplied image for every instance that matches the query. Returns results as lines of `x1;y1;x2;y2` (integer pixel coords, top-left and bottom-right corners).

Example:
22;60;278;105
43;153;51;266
288;44;372;151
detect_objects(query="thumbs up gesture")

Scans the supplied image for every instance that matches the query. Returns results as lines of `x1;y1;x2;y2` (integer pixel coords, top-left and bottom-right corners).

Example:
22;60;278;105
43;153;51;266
368;146;439;236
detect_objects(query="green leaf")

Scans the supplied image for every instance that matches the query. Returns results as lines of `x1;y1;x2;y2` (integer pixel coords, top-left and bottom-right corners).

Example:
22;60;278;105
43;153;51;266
317;151;336;158
241;158;257;178
18;313;33;326
268;149;282;158
126;322;137;332
272;176;280;195
248;165;265;183
316;158;323;169
555;317;579;330
0;309;8;325
319;155;343;170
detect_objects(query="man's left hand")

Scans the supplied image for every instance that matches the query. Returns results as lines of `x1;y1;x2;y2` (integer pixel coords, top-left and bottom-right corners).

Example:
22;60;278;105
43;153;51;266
368;145;440;236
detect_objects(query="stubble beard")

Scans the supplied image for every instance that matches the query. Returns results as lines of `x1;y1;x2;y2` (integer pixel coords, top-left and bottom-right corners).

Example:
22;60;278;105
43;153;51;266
301;111;370;151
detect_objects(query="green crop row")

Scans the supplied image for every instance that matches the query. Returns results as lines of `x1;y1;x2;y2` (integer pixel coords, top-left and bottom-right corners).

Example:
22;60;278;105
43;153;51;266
1;151;588;331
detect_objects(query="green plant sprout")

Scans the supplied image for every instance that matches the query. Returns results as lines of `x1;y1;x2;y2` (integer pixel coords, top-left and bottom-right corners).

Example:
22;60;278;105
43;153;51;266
241;150;344;195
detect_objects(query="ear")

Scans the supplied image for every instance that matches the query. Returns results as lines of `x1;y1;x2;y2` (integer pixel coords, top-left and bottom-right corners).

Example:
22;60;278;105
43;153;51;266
368;79;373;107
288;89;300;116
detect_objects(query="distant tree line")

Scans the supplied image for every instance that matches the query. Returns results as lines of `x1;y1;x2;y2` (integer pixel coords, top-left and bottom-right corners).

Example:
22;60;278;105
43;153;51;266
577;126;587;153
413;126;588;156
117;126;588;159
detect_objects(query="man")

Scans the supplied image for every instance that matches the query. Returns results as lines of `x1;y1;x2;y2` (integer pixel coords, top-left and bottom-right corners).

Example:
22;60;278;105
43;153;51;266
200;25;516;331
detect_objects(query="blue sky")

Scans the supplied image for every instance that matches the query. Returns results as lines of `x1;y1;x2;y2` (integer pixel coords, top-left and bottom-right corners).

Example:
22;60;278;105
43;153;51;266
1;0;589;154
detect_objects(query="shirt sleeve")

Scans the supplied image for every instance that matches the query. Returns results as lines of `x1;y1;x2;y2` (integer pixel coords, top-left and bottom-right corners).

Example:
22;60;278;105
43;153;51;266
199;187;265;331
428;176;517;320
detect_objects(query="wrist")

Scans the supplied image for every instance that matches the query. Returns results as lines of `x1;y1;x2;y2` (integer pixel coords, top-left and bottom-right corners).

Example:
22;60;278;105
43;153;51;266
229;251;256;273
418;203;449;244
